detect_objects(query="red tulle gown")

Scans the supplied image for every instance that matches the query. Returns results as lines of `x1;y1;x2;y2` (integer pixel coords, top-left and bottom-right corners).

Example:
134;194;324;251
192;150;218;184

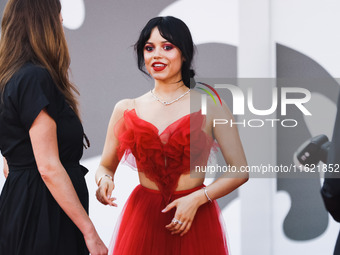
110;109;229;255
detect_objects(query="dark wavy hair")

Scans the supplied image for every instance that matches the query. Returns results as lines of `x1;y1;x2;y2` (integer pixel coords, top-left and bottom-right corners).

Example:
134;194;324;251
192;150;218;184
134;16;195;88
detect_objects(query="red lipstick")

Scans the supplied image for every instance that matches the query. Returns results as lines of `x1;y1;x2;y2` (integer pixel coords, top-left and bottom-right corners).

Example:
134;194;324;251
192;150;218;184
152;62;167;71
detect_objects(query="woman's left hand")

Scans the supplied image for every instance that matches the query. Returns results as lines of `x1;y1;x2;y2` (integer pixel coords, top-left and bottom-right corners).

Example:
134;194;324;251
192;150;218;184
162;192;203;236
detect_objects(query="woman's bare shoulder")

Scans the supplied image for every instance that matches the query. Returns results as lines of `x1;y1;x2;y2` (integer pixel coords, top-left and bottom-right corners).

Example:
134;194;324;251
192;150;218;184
114;98;134;112
112;91;150;119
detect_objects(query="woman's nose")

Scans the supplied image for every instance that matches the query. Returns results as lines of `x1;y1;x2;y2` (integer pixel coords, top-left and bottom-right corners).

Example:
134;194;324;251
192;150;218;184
152;46;162;58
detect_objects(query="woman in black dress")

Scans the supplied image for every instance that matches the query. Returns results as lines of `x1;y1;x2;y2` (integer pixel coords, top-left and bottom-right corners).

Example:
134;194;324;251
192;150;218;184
0;0;107;254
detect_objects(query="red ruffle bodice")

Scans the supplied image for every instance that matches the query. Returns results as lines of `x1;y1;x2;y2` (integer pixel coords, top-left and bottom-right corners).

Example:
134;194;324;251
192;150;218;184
115;109;216;201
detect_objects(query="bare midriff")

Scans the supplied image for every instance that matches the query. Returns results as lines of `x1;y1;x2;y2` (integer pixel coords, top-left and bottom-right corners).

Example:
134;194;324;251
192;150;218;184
138;171;205;191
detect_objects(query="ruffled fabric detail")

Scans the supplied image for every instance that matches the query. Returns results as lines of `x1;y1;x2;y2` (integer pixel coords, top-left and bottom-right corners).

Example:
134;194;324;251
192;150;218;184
114;109;216;202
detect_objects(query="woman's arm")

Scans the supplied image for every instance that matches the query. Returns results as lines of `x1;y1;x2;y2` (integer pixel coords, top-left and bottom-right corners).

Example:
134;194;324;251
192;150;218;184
3;157;8;178
164;100;248;236
30;109;107;255
95;99;132;206
198;101;249;200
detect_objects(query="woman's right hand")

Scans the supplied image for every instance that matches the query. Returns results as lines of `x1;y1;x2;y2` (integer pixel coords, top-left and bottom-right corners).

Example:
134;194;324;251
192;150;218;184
95;179;117;206
84;228;108;255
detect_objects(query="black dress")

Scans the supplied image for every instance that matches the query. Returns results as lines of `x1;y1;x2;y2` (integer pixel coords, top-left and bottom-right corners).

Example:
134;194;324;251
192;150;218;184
0;63;89;255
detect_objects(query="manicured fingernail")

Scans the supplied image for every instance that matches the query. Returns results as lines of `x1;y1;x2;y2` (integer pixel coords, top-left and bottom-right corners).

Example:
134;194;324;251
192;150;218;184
161;209;166;212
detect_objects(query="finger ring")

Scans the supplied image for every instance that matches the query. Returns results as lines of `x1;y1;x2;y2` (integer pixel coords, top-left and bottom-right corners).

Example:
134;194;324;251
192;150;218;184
172;218;178;224
177;220;183;225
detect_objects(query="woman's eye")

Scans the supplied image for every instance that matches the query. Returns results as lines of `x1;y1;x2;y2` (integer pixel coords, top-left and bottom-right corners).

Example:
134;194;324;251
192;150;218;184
144;46;153;52
164;44;174;50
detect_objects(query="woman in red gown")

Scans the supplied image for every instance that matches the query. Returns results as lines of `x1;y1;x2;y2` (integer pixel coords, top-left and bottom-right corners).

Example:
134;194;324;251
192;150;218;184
95;16;248;255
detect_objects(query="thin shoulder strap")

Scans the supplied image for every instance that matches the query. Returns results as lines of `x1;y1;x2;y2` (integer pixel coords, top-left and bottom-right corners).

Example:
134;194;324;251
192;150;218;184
132;98;139;116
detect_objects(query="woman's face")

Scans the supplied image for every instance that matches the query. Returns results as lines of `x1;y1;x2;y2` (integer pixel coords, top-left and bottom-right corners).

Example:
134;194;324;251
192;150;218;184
143;28;183;84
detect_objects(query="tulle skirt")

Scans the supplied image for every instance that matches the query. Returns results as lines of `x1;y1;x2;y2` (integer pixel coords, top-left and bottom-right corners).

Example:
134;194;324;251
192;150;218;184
109;184;229;255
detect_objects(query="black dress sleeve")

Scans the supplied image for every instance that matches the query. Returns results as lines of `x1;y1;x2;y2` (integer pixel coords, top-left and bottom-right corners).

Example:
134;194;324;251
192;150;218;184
11;66;59;130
